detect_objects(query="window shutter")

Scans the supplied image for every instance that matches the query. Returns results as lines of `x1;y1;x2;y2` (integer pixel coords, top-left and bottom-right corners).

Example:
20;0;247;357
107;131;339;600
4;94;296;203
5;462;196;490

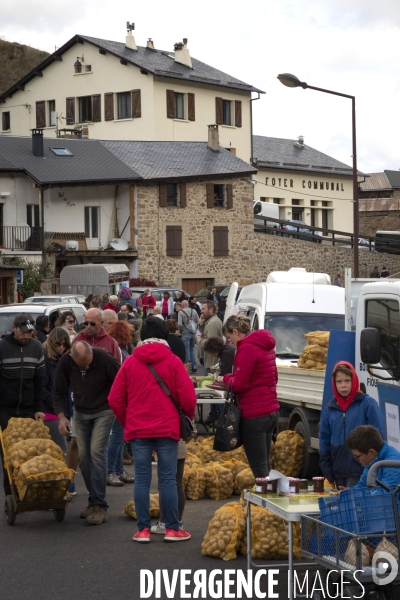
214;226;229;256
166;90;175;118
216;97;223;125
206;183;214;208
166;225;182;257
180;183;187;208
104;93;114;121
159;183;167;207
131;89;141;118
188;93;195;121
92;94;101;122
66;97;75;125
226;184;233;209
235;100;242;127
36;101;46;128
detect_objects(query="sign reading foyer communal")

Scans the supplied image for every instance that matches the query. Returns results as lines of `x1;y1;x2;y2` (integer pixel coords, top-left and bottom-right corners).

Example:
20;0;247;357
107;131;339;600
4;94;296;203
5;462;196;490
265;177;345;191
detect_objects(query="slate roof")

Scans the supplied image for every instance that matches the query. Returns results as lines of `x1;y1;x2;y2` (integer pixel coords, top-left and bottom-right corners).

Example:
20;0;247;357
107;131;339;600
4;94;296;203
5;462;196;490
385;170;400;189
253;135;355;177
0;136;141;185
102;141;256;180
359;172;391;191
0;34;264;102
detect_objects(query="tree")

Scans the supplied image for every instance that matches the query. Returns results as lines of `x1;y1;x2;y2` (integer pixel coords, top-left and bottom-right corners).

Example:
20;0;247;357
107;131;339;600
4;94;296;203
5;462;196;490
2;257;51;299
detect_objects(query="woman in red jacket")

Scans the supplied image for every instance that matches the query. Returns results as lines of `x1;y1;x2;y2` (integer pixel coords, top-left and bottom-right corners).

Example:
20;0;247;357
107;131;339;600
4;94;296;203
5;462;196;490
108;317;196;543
217;315;279;478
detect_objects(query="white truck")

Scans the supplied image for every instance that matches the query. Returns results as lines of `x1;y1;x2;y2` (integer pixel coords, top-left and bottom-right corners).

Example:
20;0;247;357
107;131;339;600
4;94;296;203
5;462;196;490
253;200;280;228
227;268;400;478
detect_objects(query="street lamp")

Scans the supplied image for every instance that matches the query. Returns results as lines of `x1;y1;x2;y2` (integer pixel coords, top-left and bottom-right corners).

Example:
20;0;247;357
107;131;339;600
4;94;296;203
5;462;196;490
277;73;359;277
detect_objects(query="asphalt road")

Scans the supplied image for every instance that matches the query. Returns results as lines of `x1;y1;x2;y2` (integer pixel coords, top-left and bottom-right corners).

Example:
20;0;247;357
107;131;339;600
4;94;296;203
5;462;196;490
0;461;319;600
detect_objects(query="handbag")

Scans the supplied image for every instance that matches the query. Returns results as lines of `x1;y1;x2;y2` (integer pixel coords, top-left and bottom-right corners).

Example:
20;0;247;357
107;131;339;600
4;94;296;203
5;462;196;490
213;389;242;451
147;364;192;442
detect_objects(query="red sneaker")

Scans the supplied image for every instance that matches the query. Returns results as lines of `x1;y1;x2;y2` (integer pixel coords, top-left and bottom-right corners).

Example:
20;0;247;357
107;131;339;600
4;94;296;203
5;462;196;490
132;528;151;543
164;528;191;542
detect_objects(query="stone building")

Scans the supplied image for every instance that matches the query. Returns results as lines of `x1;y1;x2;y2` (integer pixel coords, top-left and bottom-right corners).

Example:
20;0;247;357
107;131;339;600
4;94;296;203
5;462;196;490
359;171;400;237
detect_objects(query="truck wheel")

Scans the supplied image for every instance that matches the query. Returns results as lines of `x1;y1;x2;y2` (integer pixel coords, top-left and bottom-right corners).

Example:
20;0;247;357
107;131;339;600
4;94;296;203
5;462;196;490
294;421;321;479
5;495;16;525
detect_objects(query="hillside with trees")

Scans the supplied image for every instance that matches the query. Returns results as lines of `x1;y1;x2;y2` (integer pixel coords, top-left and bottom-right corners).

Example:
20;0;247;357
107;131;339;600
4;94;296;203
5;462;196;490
0;38;49;95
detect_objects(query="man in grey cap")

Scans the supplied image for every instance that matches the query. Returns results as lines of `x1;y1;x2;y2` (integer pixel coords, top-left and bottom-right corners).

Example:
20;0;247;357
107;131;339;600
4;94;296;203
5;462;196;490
0;312;45;497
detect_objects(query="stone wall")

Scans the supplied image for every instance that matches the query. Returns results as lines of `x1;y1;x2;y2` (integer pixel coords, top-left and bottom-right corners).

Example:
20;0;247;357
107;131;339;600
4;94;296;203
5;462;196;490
360;213;400;237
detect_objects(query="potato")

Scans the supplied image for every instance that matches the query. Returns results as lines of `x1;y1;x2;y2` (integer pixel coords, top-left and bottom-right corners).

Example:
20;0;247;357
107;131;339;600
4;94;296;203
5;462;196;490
124;494;160;519
242;507;301;560
271;430;305;477
6;438;65;470
202;503;246;560
233;467;255;495
204;462;234;500
185;452;202;468
3;417;51;452
185;465;206;500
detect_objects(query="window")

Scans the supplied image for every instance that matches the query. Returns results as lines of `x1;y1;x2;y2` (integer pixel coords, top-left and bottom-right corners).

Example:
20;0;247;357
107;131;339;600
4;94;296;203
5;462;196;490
48;100;56;126
322;210;328;234
254;202;262;215
117;92;131;119
213;226;229;256
84;207;100;238
159;183;187;208
292;208;303;221
213;184;224;207
366;299;400;373
174;93;184;119
167;184;178;206
85;65;92;72
273;198;281;204
311;208;316;227
292;199;300;206
222;100;231;125
50;148;72;156
166;225;183;257
206;183;233;209
2;112;10;131
166;90;195;121
216;98;242;127
79;96;92;122
310;200;316;206
27;205;40;227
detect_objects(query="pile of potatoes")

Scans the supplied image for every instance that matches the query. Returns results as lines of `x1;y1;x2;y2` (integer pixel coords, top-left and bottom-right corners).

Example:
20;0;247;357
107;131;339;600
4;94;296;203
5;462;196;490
185;465;206;500
185;452;202;468
3;417;51;451
15;455;73;502
7;438;64;470
249;506;301;560
233;467;255;495
298;331;330;370
271;430;305;477
199;437;227;464
201;502;246;560
124;494;160;519
204;462;234;500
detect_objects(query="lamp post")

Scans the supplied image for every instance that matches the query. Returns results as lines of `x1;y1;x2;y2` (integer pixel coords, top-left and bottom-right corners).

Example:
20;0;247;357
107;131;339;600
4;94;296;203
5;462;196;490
277;73;359;277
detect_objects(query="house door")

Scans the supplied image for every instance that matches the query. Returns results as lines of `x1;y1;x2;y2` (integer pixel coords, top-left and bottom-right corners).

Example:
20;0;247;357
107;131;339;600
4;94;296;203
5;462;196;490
181;278;211;295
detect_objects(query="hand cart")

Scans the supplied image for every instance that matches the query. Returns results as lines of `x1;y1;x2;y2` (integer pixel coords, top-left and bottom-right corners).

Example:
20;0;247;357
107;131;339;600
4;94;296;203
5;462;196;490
1;426;70;525
301;460;400;600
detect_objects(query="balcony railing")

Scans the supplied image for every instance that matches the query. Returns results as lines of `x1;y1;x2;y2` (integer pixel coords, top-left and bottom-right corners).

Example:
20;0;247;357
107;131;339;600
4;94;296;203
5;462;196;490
0;226;43;251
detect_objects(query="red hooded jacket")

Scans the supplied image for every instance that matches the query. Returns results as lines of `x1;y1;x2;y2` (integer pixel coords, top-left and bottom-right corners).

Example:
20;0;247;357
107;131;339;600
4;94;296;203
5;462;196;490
108;341;197;441
223;330;279;419
332;361;360;411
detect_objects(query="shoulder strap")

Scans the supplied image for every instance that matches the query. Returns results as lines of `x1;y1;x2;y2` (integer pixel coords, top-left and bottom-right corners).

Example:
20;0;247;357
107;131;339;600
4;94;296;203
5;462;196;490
147;364;183;416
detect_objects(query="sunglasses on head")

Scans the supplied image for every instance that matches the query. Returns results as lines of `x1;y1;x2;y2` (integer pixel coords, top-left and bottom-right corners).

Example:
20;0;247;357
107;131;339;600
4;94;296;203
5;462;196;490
84;321;97;327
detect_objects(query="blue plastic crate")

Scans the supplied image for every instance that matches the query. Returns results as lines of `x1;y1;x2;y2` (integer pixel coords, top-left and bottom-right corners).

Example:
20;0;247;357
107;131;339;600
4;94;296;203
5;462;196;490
319;488;399;534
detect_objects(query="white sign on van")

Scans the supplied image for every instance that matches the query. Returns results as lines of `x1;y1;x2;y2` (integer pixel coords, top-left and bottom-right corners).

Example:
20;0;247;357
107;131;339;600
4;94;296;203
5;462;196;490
385;403;400;451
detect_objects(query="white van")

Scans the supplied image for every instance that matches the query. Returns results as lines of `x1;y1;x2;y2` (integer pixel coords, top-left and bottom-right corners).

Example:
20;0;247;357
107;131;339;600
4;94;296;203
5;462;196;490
253;200;280;228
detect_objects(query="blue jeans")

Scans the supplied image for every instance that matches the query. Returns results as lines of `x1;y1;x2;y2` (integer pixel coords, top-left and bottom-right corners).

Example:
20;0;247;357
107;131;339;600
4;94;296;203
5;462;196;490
107;418;124;475
181;332;197;369
74;409;115;508
130;437;179;531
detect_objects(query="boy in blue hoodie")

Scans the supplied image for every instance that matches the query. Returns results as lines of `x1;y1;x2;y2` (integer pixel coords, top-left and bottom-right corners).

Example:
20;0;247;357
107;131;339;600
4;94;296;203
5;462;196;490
347;425;400;489
319;361;385;489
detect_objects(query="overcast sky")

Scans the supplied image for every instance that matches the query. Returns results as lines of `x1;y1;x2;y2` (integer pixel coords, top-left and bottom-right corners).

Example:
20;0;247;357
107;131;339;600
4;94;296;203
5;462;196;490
2;0;400;173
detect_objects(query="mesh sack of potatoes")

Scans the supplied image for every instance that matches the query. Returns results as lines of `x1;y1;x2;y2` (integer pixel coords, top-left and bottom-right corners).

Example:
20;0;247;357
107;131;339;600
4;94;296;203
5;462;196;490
304;331;330;348
185;465;206;500
344;539;370;567
186;438;203;458
204;462;234;500
230;445;249;465
272;430;305;477
15;456;73;501
233;467;255;495
124;494;160;519
3;417;51;452
185;452;203;468
374;537;399;562
6;438;65;471
270;440;275;465
183;464;190;489
201;504;244;560
248;507;302;560
20;478;71;503
220;459;248;483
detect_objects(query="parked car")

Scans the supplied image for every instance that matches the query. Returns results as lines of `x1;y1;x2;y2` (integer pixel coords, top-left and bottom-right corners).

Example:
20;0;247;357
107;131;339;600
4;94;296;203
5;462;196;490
281;220;322;243
194;285;227;306
0;303;87;338
23;294;86;304
129;287;189;307
335;237;375;251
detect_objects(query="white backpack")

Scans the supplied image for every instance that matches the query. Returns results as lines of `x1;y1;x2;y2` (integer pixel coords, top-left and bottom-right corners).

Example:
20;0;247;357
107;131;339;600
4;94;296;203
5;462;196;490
185;309;197;334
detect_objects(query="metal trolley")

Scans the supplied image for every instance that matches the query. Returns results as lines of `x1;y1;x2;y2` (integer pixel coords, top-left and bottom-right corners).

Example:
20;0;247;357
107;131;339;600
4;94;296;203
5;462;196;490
1;427;70;525
301;461;400;600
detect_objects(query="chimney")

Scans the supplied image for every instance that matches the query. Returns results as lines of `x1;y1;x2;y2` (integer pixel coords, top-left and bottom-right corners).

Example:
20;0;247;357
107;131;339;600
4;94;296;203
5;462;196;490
31;129;44;157
174;38;192;68
208;125;219;152
125;22;137;50
147;38;155;50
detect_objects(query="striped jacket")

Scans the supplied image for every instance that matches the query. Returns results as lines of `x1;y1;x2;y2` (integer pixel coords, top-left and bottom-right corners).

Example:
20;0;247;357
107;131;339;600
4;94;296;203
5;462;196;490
0;334;45;415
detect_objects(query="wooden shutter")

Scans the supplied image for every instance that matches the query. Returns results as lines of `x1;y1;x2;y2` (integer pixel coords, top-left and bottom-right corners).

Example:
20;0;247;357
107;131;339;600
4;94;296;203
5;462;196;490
131;89;141;118
235;100;242;127
159;183;167;207
214;226;229;256
166;225;183;257
166;90;175;118
92;94;101;122
206;183;214;208
36;101;46;128
226;184;233;209
66;97;75;125
104;93;114;121
188;93;195;121
216;97;223;125
180;183;187;208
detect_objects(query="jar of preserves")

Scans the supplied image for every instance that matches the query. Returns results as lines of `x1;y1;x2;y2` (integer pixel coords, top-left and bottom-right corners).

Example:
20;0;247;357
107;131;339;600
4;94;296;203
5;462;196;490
313;477;325;493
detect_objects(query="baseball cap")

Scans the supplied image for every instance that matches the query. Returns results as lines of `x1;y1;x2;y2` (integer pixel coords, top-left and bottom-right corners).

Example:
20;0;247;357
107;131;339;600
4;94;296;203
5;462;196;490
14;313;35;333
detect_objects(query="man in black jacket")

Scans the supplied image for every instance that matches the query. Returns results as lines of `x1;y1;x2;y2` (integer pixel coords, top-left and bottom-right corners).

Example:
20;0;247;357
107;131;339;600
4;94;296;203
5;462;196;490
0;313;45;496
53;341;120;525
35;315;49;342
